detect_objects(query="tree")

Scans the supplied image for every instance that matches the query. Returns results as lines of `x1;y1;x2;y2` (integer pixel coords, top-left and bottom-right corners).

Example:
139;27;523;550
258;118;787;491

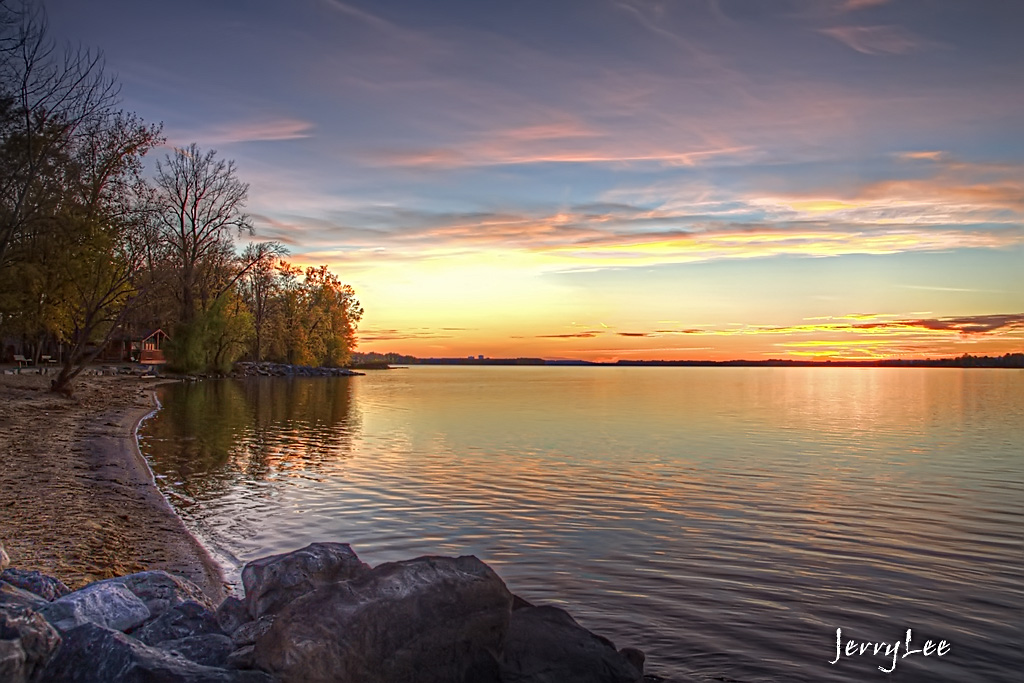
0;0;120;269
0;2;161;394
301;265;362;367
44;111;160;392
238;241;288;362
262;262;362;367
150;143;252;325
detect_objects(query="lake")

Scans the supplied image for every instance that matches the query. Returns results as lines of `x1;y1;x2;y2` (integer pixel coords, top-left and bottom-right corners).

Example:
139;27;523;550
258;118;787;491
138;366;1023;682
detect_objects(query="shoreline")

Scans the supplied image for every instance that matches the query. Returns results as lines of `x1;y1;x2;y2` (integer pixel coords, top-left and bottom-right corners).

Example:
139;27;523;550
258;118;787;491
129;380;228;601
0;373;225;602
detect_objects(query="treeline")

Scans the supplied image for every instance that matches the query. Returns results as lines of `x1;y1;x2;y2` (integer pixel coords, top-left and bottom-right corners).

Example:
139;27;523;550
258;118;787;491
0;3;360;391
349;351;417;366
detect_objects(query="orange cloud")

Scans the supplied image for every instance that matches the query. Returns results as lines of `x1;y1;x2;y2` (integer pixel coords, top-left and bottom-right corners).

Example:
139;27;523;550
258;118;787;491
897;151;947;162
745;158;1024;225
668;313;1024;341
544;225;1022;268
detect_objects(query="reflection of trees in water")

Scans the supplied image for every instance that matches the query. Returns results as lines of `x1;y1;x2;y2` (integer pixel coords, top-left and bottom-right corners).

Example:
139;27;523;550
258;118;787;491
240;377;360;478
141;378;361;501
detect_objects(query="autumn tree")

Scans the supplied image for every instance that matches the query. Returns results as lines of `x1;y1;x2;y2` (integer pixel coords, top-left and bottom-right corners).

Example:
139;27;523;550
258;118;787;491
261;262;362;367
0;2;162;393
301;265;362;367
41;111;160;392
238;241;287;362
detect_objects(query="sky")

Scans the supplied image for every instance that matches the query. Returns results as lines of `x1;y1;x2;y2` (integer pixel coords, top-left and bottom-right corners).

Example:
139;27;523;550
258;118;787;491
44;0;1024;361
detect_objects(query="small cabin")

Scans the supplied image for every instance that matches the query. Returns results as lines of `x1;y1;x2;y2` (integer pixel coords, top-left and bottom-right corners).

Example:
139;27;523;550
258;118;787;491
137;329;169;365
99;328;170;364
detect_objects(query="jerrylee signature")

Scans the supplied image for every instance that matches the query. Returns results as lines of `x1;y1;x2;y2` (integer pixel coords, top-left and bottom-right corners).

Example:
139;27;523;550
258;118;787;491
829;628;951;673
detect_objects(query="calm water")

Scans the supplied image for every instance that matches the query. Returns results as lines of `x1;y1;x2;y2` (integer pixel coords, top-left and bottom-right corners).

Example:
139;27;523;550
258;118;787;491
138;367;1023;682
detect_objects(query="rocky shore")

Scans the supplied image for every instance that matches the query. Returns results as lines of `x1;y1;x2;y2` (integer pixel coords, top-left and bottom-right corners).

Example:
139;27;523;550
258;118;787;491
231;362;364;378
2;540;665;682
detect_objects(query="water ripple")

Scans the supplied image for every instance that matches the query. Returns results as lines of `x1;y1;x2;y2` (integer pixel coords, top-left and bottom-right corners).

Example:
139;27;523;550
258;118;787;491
139;367;1024;682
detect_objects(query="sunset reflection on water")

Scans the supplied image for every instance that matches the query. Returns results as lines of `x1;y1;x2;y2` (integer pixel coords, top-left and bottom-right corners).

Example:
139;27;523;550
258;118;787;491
139;367;1023;682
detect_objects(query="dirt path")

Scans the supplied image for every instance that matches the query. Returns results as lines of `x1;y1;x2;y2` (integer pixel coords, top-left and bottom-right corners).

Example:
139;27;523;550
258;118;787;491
0;372;224;600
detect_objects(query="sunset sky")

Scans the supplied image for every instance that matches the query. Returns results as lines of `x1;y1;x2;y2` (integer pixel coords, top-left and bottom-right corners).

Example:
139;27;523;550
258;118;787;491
46;0;1023;360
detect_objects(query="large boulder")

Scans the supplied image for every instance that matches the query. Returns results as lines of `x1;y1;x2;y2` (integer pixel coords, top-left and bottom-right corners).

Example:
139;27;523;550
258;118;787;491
241;542;369;619
0;600;62;683
1;569;71;602
216;596;250;635
96;571;214;617
500;605;643;683
230;616;274;648
253;554;512;683
1;582;49;611
225;645;257;671
41;622;274;682
156;633;236;668
133;601;222;646
40;582;150;633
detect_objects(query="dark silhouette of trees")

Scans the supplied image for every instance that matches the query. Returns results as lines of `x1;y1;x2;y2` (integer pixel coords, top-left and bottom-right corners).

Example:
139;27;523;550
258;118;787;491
0;2;161;393
0;0;120;269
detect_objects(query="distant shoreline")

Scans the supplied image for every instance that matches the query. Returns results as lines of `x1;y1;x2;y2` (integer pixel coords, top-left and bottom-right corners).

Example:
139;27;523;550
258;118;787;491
398;353;1023;369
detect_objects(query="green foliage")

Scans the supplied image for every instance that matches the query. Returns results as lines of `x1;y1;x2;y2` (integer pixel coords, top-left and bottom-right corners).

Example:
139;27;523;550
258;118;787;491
165;293;253;374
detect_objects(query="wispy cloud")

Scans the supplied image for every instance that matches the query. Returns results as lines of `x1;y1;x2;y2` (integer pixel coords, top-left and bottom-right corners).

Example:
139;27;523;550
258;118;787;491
359;328;457;341
512;312;1023;362
672;313;1024;338
537;331;606;338
168;118;315;146
365;125;754;169
819;25;922;55
902;285;1004;293
252;193;1024;275
897;151;947;162
840;0;893;12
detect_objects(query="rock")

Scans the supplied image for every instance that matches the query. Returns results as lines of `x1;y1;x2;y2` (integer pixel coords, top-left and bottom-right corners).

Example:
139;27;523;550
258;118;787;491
1;582;49;611
41;622;274;682
500;605;643;683
97;570;214;618
156;633;235;668
230;616;274;648
253;554;512;683
241;542;369;619
1;569;71;602
512;594;534;610
40;582;151;633
215;597;250;635
0;641;22;683
0;599;62;683
620;647;646;674
133;601;221;646
225;645;257;670
0;539;9;570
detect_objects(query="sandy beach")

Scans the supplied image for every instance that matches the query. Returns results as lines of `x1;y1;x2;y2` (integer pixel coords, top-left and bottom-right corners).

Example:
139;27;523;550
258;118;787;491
0;372;224;601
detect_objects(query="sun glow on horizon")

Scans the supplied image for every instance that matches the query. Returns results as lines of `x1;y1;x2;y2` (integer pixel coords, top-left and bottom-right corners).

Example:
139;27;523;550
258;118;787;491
45;0;1023;364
